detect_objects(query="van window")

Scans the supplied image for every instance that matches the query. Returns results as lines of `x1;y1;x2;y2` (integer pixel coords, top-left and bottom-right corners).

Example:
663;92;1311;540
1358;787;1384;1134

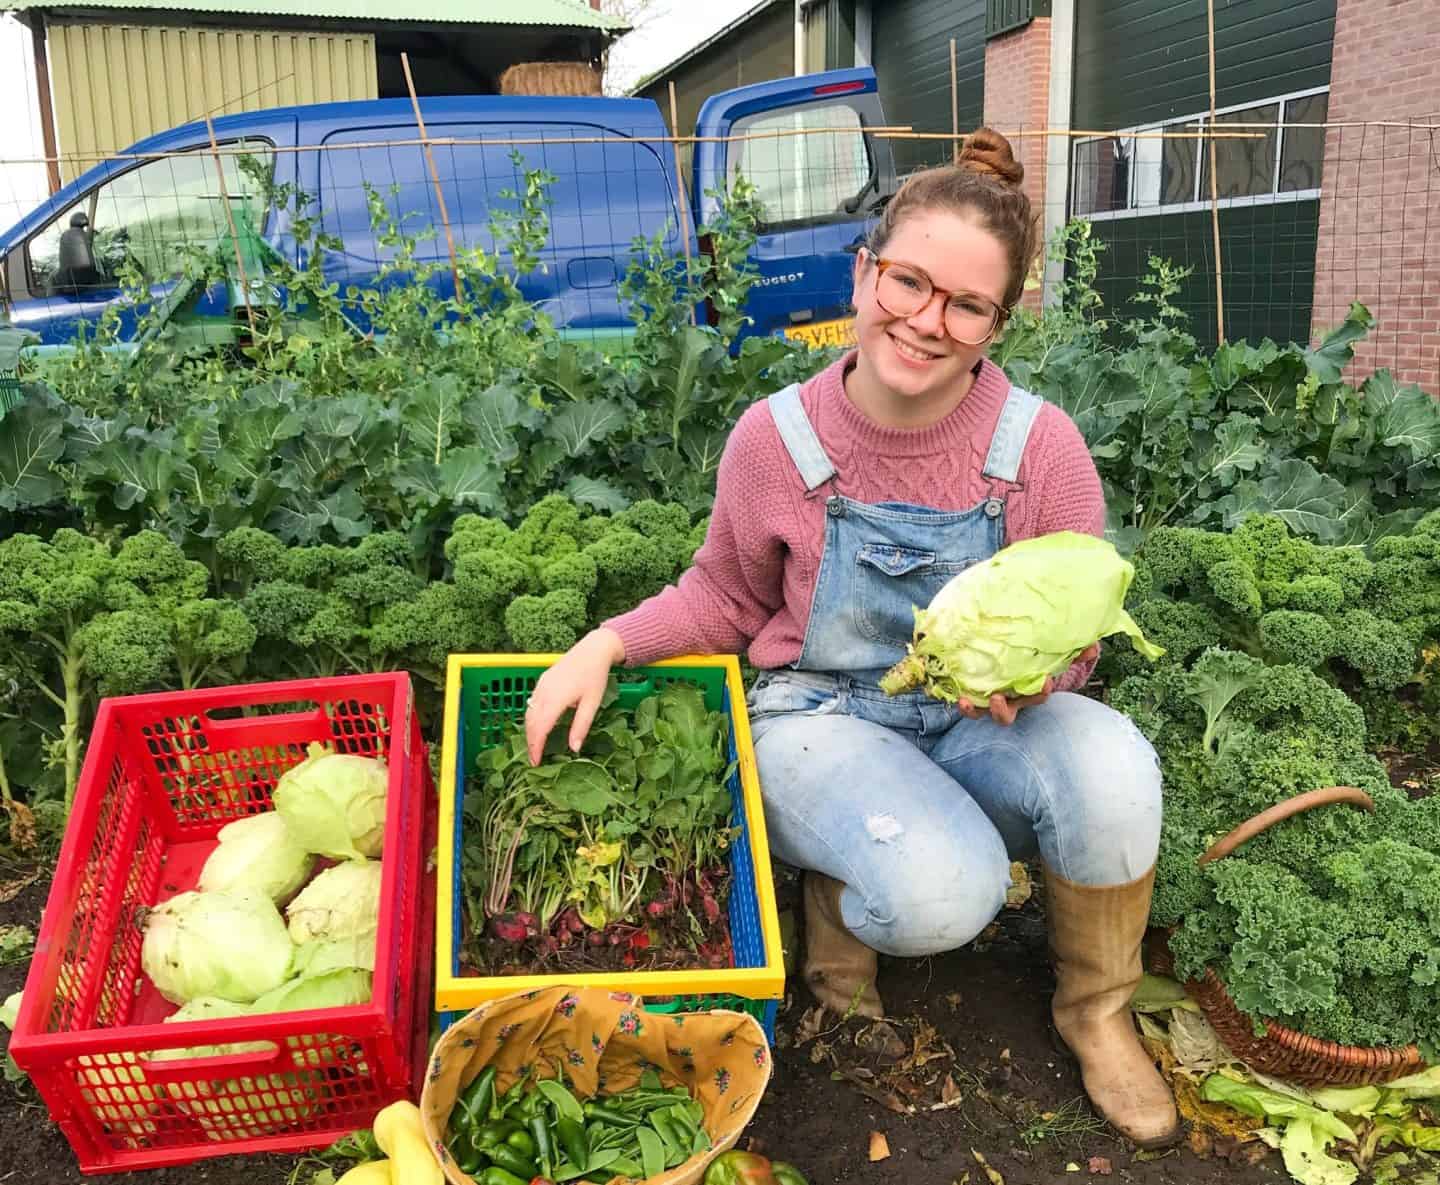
727;100;870;229
27;142;274;295
318;123;680;265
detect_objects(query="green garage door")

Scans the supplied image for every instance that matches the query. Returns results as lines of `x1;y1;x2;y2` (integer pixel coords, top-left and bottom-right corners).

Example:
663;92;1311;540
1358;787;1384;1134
872;0;987;177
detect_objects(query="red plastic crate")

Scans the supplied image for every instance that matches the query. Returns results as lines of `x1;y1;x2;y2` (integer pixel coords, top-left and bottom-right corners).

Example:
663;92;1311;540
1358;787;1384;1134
10;673;433;1174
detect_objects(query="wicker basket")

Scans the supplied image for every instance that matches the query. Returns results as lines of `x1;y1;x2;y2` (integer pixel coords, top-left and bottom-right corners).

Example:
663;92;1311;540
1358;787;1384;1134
1150;786;1428;1087
499;61;602;96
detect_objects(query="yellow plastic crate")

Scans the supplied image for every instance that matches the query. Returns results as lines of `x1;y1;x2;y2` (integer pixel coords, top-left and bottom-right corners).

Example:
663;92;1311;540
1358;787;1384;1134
434;654;785;1029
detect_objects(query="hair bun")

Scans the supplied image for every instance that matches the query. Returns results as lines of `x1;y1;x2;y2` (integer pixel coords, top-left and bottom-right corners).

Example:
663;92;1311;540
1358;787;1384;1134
959;127;1024;188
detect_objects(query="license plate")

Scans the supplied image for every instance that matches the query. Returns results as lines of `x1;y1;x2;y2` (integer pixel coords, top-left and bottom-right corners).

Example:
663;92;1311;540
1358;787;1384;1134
783;318;857;348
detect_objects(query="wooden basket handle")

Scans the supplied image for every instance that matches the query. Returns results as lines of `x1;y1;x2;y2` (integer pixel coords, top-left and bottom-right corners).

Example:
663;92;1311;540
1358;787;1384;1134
1197;786;1375;867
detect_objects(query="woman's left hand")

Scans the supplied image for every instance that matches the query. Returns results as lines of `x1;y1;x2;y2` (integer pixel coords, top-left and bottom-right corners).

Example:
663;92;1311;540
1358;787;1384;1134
957;644;1100;727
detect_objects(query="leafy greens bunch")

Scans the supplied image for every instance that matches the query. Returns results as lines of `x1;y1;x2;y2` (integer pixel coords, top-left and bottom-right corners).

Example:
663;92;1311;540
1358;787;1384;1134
464;680;738;971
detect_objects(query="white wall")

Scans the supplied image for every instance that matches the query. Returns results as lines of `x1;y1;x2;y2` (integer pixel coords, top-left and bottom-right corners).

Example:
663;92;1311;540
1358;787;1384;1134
0;14;50;231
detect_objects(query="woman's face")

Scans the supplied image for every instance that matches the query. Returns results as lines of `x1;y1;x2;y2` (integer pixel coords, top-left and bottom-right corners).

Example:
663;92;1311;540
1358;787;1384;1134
850;208;1011;403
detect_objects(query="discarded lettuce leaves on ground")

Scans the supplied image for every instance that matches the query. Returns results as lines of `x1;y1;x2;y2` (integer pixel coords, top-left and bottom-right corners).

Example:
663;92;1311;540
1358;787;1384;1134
880;532;1164;702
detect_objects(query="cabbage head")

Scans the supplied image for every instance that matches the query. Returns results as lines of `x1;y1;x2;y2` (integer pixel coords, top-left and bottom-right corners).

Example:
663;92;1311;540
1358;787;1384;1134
879;532;1164;703
151;997;267;1059
251;968;373;1014
285;860;381;972
198;811;315;903
141;889;294;1005
273;743;388;860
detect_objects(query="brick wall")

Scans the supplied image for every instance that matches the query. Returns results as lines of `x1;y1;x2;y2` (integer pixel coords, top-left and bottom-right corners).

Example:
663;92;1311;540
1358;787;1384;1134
1310;0;1440;392
983;18;1052;312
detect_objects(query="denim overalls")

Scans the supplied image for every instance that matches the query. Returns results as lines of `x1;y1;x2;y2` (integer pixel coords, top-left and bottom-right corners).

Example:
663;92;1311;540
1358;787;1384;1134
746;380;1163;958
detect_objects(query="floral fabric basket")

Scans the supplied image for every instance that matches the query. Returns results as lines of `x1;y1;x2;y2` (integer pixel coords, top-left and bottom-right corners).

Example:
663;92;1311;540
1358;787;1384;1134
420;985;772;1185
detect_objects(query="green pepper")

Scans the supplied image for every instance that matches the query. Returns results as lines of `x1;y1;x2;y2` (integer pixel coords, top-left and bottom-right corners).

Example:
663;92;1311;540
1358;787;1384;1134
581;1102;639;1126
475;1168;528;1185
459;1066;497;1127
529;1113;555;1178
772;1163;809;1185
494;1070;531;1120
475;1119;522;1146
450;1134;484;1178
554;1116;587;1171
458;1149;486;1178
503;1127;537;1157
480;1142;538;1179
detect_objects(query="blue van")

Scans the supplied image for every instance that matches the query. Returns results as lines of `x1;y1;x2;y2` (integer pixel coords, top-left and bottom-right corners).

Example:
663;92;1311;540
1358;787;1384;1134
0;68;892;353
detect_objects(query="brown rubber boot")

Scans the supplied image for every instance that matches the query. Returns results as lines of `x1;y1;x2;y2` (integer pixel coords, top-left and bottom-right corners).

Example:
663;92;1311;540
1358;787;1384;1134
1044;863;1181;1149
802;872;884;1019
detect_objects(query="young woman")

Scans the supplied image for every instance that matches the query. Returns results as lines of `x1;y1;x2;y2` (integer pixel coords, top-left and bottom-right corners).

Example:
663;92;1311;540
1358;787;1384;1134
524;130;1178;1148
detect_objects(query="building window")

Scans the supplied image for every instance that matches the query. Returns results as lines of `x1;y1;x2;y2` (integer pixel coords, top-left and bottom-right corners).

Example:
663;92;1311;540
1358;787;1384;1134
1071;89;1328;221
729;100;870;228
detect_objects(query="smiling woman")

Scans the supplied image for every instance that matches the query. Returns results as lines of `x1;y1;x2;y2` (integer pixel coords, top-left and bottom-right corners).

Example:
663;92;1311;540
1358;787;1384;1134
523;127;1180;1151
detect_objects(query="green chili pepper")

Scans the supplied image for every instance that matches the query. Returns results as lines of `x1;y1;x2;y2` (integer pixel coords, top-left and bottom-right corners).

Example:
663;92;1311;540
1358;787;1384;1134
581;1102;639;1126
503;1128;537;1157
529;1113;555;1178
480;1142;538;1179
554;1116;587;1172
448;1125;483;1174
475;1168;528;1185
474;1119;521;1145
459;1066;497;1127
494;1068;532;1120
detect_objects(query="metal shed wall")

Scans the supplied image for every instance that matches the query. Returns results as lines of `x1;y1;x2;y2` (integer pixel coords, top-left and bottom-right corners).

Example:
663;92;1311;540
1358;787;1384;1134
47;20;376;178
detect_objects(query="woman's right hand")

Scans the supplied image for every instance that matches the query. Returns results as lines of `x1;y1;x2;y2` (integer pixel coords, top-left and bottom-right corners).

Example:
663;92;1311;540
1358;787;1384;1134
524;627;627;765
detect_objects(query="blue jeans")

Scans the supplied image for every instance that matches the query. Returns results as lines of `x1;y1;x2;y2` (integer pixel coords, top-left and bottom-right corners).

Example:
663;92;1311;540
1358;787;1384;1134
748;671;1163;958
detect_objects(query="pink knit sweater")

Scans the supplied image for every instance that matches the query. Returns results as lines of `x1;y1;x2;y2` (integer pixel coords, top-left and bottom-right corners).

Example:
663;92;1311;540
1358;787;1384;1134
605;353;1108;692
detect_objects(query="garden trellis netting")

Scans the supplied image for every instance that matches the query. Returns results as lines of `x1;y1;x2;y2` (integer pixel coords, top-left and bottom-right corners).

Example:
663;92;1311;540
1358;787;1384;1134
2;108;1438;390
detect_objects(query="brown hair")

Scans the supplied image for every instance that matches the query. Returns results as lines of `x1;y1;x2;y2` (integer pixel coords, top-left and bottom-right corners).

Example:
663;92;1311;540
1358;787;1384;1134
865;128;1039;312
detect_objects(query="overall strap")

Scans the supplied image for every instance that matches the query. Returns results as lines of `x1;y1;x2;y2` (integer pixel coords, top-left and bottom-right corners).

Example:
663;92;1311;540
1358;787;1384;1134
767;383;837;493
981;385;1044;484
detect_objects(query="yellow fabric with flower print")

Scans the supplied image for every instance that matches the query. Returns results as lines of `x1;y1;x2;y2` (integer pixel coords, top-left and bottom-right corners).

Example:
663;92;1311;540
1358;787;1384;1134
420;985;772;1185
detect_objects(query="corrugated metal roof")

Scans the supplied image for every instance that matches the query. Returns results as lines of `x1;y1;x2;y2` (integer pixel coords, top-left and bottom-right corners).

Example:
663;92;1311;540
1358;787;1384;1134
0;0;626;30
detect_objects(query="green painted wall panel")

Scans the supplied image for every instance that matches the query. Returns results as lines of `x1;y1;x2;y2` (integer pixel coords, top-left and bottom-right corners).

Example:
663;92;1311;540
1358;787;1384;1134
1089;200;1321;347
872;0;987;175
1073;0;1335;130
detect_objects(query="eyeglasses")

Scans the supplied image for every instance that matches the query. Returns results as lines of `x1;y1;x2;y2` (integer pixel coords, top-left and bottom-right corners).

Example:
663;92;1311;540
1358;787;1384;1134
863;250;1006;345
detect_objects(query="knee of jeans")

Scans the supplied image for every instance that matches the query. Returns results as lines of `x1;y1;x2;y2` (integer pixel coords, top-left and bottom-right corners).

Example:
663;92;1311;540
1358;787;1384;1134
852;840;1011;958
1048;697;1164;873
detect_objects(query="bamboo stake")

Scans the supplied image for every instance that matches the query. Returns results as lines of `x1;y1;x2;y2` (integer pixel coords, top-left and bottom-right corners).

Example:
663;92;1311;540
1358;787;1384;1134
669;80;696;327
400;51;463;304
204;114;257;338
1206;0;1226;344
950;38;960;164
